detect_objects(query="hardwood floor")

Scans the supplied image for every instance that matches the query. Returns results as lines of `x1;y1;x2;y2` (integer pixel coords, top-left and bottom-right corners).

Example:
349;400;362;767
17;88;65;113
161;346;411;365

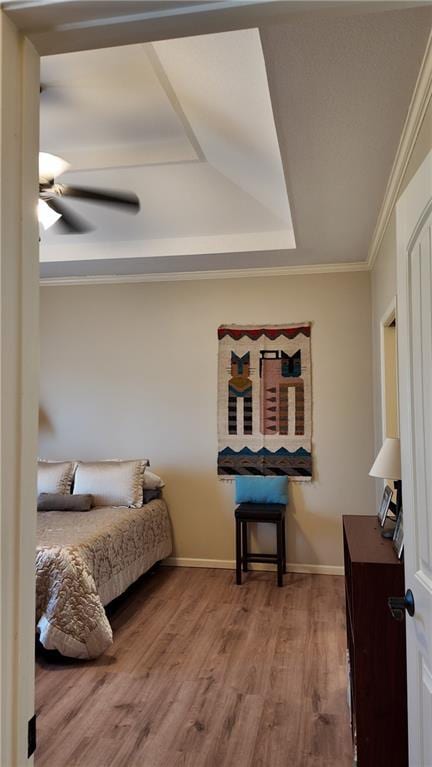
35;567;353;767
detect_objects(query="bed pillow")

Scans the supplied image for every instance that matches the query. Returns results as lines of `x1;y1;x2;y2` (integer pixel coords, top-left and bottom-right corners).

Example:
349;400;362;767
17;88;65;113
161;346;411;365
37;493;93;512
37;460;76;496
143;488;162;504
143;470;165;489
235;476;288;505
73;460;146;508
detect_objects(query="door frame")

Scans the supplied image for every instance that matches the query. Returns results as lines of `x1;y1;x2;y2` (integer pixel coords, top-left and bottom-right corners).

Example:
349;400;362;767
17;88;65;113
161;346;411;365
0;14;40;767
379;295;398;441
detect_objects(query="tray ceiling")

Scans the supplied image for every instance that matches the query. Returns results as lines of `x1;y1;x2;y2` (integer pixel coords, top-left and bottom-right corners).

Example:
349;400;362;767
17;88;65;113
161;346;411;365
40;28;295;263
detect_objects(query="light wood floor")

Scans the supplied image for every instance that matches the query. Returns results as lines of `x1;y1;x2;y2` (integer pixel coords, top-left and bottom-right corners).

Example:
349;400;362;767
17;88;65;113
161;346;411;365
35;567;353;767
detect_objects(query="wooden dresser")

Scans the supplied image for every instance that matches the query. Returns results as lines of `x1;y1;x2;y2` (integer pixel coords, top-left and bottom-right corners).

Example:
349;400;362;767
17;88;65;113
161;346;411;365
343;515;408;767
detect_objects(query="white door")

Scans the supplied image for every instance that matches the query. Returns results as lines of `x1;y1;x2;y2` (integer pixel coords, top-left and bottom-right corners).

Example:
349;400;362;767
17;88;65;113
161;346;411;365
397;148;432;767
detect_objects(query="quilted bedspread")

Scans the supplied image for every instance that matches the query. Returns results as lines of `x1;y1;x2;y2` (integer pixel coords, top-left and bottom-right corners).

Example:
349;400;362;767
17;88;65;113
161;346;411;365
36;499;172;659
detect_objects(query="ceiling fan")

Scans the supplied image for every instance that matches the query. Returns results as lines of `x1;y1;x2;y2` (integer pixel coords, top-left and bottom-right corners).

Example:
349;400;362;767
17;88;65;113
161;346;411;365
38;152;140;234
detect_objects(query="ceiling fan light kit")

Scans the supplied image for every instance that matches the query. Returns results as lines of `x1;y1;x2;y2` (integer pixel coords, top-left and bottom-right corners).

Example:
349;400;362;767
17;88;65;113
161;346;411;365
38;151;70;184
37;199;61;231
38;152;140;234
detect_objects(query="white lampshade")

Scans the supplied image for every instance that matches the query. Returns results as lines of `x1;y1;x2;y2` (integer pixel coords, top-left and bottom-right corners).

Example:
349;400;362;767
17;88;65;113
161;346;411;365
369;437;401;480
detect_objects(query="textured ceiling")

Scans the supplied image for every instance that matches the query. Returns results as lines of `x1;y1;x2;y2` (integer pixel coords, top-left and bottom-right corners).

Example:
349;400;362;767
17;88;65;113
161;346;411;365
7;1;429;56
260;6;432;264
36;5;432;278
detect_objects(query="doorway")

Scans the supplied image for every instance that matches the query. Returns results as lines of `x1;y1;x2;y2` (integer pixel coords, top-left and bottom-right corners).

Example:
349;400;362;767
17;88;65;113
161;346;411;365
380;298;399;441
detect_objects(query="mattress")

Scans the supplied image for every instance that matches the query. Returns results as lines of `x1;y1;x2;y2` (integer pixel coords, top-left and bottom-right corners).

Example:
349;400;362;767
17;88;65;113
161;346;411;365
36;499;172;659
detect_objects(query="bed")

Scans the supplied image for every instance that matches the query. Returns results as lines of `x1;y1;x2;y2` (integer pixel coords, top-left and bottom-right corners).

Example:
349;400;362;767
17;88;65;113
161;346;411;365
36;498;172;659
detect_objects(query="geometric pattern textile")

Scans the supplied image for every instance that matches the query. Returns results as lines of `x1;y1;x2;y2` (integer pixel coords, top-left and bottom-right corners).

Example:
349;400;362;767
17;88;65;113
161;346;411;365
218;324;312;479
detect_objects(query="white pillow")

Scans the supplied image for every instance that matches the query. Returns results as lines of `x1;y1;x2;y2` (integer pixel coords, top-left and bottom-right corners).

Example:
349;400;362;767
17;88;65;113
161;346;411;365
73;460;146;508
143;470;165;489
38;460;76;495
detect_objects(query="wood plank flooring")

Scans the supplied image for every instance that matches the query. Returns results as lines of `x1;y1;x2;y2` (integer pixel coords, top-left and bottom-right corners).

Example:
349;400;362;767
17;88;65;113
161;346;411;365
35;567;353;767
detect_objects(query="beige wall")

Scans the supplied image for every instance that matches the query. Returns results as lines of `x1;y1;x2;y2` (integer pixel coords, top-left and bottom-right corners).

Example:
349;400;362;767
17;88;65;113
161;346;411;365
371;96;432;498
40;271;374;569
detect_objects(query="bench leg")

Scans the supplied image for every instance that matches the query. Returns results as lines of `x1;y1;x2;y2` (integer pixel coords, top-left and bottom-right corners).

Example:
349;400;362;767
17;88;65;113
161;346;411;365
242;521;248;572
276;520;284;587
282;517;287;574
235;518;242;585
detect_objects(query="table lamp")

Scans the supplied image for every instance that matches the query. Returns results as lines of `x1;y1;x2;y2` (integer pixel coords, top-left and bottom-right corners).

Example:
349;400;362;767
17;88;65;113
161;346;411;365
369;437;402;534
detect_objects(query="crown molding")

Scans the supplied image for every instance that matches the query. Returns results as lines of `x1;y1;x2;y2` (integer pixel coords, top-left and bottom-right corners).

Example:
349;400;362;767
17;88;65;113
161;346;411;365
368;30;432;270
40;260;369;287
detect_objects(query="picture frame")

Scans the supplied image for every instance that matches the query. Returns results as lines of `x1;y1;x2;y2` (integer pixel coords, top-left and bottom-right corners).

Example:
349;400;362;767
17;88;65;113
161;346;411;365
378;484;393;527
393;511;404;559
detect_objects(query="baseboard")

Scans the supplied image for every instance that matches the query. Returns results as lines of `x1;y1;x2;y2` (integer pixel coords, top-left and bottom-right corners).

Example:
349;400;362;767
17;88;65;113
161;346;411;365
162;556;344;576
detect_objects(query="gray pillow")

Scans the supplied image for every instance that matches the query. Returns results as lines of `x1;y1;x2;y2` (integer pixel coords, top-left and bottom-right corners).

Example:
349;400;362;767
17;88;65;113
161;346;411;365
37;493;93;512
142;488;162;504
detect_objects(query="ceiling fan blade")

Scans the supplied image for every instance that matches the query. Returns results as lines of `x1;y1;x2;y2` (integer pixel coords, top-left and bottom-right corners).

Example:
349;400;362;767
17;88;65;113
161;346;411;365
45;197;93;234
61;185;140;213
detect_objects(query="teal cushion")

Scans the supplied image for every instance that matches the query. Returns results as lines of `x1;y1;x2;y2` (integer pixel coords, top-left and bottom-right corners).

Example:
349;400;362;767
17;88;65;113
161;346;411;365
235;476;288;505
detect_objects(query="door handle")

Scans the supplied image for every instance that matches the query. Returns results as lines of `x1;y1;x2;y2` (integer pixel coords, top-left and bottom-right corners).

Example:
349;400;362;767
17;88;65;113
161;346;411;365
388;589;415;622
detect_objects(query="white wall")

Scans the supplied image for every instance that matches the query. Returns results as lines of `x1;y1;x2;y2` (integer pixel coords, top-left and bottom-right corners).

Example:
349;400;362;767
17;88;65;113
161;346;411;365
40;270;374;570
